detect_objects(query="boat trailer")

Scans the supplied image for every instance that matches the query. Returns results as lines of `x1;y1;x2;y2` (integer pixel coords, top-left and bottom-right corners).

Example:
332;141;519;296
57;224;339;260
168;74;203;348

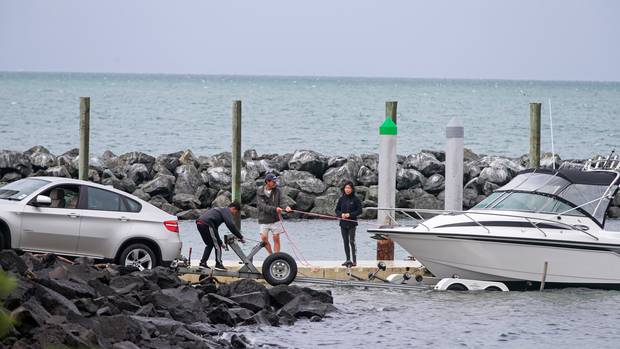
170;234;507;291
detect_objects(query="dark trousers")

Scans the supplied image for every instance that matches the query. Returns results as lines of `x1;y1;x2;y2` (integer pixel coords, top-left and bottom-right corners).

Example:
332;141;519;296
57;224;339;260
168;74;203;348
340;226;357;263
197;221;223;265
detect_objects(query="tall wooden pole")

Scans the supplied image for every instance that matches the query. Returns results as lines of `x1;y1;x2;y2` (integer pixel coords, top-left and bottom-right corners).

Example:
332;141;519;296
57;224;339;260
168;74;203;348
377;101;397;260
231;100;242;228
78;97;90;181
529;102;541;168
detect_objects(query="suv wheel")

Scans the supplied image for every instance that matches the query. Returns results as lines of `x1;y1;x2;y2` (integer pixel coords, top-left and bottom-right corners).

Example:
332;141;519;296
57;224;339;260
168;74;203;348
119;243;157;271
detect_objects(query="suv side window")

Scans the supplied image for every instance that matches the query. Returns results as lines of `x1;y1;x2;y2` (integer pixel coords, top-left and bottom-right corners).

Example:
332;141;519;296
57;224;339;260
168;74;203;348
86;186;122;212
38;185;81;209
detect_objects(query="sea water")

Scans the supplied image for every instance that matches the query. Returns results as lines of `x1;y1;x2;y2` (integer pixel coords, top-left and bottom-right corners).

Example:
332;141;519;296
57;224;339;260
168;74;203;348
1;72;619;159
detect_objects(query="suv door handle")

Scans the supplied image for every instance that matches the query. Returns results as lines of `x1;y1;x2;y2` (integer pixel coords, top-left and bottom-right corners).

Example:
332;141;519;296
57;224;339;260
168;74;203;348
67;213;80;219
120;216;130;222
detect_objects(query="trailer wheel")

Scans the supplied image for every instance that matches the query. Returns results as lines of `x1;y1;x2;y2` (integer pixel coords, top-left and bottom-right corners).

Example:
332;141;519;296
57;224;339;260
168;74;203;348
446;283;468;291
262;252;297;286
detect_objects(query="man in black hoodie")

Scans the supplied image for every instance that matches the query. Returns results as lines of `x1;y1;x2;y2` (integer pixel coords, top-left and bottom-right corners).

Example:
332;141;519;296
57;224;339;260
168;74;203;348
335;181;363;266
196;202;245;270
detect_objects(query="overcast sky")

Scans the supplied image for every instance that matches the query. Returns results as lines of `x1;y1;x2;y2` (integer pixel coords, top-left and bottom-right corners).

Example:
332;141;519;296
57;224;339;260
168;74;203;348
1;0;619;81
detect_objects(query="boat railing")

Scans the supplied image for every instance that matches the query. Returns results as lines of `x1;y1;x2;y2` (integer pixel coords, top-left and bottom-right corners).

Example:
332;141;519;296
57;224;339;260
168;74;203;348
367;206;600;241
583;152;620;171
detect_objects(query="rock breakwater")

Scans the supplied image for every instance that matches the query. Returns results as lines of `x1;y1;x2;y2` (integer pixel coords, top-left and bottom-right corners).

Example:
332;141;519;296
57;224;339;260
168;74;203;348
1;146;619;219
0;250;336;348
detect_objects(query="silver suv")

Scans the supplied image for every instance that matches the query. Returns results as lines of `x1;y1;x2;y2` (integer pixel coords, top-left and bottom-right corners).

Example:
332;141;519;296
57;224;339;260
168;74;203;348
0;177;182;270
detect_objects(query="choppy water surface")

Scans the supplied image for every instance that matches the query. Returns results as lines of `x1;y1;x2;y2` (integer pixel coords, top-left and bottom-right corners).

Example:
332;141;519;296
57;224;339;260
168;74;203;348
1;72;619;159
244;287;620;349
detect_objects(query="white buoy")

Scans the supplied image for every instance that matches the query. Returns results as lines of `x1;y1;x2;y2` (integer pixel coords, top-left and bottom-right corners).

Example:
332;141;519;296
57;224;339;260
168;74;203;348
445;116;464;211
377;117;397;226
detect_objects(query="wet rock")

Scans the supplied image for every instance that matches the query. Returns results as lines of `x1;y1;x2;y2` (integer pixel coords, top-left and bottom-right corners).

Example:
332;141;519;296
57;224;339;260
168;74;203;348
206;293;239;308
119;151;156;171
463;187;480;208
207;304;238;326
423;173;445;193
229;291;269;312
34;284;80;316
403;153;444;177
4;278;36;310
141;267;184;289
268;285;303;308
366;185;378;202
172;193;201;210
0;250;29;275
96;314;147;345
288;150;328;178
132;188;151;201
109;275;146;294
207;167;232;190
280;294;336;319
301;287;333;304
479;166;511;186
0;150;31;174
279;170;326;194
230;333;252;349
37;278;97;300
154;154;181;174
327;156;347;168
175;164;203;194
310;315;322;322
294;192;315;212
125;163;150;184
212;191;232;207
357;165;378;186
397;168;425;190
241;161;261;182
323;162;358;188
277;309;297;326
45;165;71;178
113;341;142;349
311;190;340;215
483;181;500;196
243;149;258;160
143;174;176;199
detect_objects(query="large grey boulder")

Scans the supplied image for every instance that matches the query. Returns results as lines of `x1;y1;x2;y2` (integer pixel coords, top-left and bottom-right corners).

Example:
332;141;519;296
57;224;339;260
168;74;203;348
241;161;261;182
125;163;150;184
205;152;232;168
279;170;326;194
175;164;203;195
323;162;358;188
310;189;340;215
154;154;181;174
240;182;257;203
463;187;480;208
288;150;328;178
423;173;445;193
361;153;379;171
327;156;347;168
403;152;444;177
172;193;201;210
178;149;199;168
0;150;32;176
27;146;57;169
142;174;176;199
479;166;511;186
212;191;231;207
540;152;562;169
396;168;425;190
207;167;232;190
294;192;315;212
118;152;156;172
357;165;378;186
45;165;71;178
366;185;378;202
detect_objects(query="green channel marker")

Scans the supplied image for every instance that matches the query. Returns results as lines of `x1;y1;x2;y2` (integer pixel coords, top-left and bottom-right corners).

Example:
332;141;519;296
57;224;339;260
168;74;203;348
379;117;398;135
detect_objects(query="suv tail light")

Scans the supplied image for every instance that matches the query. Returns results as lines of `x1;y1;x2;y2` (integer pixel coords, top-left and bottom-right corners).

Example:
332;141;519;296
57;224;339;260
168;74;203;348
163;220;179;233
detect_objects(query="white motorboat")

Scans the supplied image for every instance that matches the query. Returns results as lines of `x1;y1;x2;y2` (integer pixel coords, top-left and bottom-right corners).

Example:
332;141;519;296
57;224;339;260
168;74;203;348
369;157;620;290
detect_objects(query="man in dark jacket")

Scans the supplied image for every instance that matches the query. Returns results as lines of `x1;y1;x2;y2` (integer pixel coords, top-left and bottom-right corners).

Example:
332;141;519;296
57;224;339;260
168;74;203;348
335;181;362;266
257;173;291;254
196;202;245;270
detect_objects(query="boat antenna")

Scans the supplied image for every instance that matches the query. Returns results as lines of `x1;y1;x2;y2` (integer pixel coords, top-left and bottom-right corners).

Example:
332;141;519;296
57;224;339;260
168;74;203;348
548;98;556;170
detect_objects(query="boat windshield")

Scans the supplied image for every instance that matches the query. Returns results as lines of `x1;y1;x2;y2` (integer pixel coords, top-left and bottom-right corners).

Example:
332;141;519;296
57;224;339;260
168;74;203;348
0;178;50;201
478;170;618;224
474;191;585;216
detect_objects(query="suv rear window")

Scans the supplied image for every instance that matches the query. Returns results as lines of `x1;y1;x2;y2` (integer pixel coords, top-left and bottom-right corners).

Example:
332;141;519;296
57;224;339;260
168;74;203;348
86;186;142;213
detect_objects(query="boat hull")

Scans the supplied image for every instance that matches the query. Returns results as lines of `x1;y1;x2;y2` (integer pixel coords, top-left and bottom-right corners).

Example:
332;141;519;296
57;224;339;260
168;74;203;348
388;231;620;290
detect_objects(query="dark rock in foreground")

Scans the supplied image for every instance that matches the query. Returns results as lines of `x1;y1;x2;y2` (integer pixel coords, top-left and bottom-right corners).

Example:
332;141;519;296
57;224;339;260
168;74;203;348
0;251;336;348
